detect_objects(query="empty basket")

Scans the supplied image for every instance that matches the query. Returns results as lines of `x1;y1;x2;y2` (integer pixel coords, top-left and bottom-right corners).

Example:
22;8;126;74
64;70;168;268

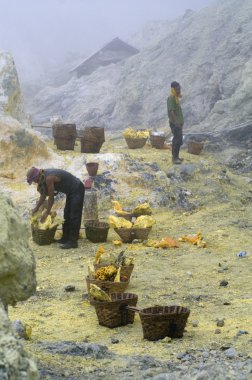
90;293;138;328
150;135;166;149
138;305;190;341
188;141;204;155
85;221;109;243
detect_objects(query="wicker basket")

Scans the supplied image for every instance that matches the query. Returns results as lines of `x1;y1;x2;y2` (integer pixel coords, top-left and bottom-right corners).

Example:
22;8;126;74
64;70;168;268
90;293;138;328
114;228;136;243
138;305;190;341
133;227;152;240
86;276;129;294
114;227;151;243
125;137;147;149
54;137;76;151
94;264;134;281
31;225;57;246
150;135;166;149
85;221;109;243
188;141;204;155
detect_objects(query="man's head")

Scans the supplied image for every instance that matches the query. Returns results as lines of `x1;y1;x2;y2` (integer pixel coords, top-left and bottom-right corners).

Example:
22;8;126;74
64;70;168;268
26;167;40;185
171;81;181;95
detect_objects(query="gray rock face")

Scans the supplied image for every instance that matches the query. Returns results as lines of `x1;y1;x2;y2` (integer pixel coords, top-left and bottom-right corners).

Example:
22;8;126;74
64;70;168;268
0;51;29;126
0;303;39;380
0;194;36;307
28;0;252;136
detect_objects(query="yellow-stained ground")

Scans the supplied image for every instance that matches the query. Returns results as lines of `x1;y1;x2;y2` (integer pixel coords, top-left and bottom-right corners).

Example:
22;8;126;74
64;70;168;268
7;134;252;374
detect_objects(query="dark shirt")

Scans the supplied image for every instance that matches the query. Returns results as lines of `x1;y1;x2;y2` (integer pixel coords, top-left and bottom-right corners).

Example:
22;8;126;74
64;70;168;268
44;169;81;195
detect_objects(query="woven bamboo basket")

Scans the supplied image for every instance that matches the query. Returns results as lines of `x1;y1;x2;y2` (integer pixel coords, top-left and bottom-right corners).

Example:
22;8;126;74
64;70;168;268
54;137;76;151
150;135;166;149
188;141;204;155
125;137;147;149
52;123;77;138
94;264;134;280
133;227;152;240
85;221;109;243
31;225;57;246
90;293;138;328
138;305;190;341
114;227;152;243
86;276;129;295
114;228;136;243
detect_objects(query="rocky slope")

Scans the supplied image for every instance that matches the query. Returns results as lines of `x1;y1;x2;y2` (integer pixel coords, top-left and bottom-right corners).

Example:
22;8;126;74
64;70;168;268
0;51;30;126
28;0;252;134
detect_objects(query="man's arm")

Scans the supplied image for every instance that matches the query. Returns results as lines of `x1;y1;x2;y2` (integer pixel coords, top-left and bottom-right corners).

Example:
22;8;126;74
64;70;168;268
32;193;47;214
40;176;56;222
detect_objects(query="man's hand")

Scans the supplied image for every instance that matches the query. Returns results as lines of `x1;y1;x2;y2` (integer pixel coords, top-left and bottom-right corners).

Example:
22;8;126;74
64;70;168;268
40;212;49;223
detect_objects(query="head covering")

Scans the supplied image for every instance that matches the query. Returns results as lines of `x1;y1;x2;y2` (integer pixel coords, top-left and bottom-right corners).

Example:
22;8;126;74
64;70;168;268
171;81;180;89
26;167;40;185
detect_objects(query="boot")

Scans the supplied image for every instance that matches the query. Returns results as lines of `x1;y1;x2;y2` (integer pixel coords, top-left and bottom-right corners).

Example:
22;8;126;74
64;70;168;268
58;224;69;244
60;241;78;249
172;157;182;165
57;237;68;244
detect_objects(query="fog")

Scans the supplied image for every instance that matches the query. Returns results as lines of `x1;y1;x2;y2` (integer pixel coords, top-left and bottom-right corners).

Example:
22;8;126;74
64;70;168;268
0;0;215;83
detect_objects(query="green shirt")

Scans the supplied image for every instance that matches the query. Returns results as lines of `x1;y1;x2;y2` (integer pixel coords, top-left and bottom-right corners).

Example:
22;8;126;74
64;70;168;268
167;95;184;125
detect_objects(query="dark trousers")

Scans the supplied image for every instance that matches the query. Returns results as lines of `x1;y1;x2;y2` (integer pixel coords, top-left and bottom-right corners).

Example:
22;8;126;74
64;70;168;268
170;123;183;159
63;183;85;243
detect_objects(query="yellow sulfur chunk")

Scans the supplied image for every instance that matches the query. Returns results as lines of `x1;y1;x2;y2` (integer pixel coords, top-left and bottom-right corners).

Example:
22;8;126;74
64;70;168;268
133;202;152;215
109;215;132;229
95;265;118;281
114;267;121;282
95;245;105;264
123;128;149;139
89;284;111;302
112;201;130;215
134;215;156;228
113;240;122;246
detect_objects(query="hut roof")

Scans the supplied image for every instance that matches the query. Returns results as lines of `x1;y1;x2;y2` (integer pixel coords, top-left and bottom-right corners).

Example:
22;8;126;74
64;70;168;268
70;37;139;76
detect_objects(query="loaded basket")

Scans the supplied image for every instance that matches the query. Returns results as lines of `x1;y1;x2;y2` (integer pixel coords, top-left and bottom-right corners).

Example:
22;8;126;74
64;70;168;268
86;276;129;295
31;225;58;246
125;137;147;149
114;227;152;243
90;293;138;328
126;305;190;341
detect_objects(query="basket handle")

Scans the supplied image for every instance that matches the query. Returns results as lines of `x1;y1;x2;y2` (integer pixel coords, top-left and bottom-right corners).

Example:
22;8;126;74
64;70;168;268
125;306;140;313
